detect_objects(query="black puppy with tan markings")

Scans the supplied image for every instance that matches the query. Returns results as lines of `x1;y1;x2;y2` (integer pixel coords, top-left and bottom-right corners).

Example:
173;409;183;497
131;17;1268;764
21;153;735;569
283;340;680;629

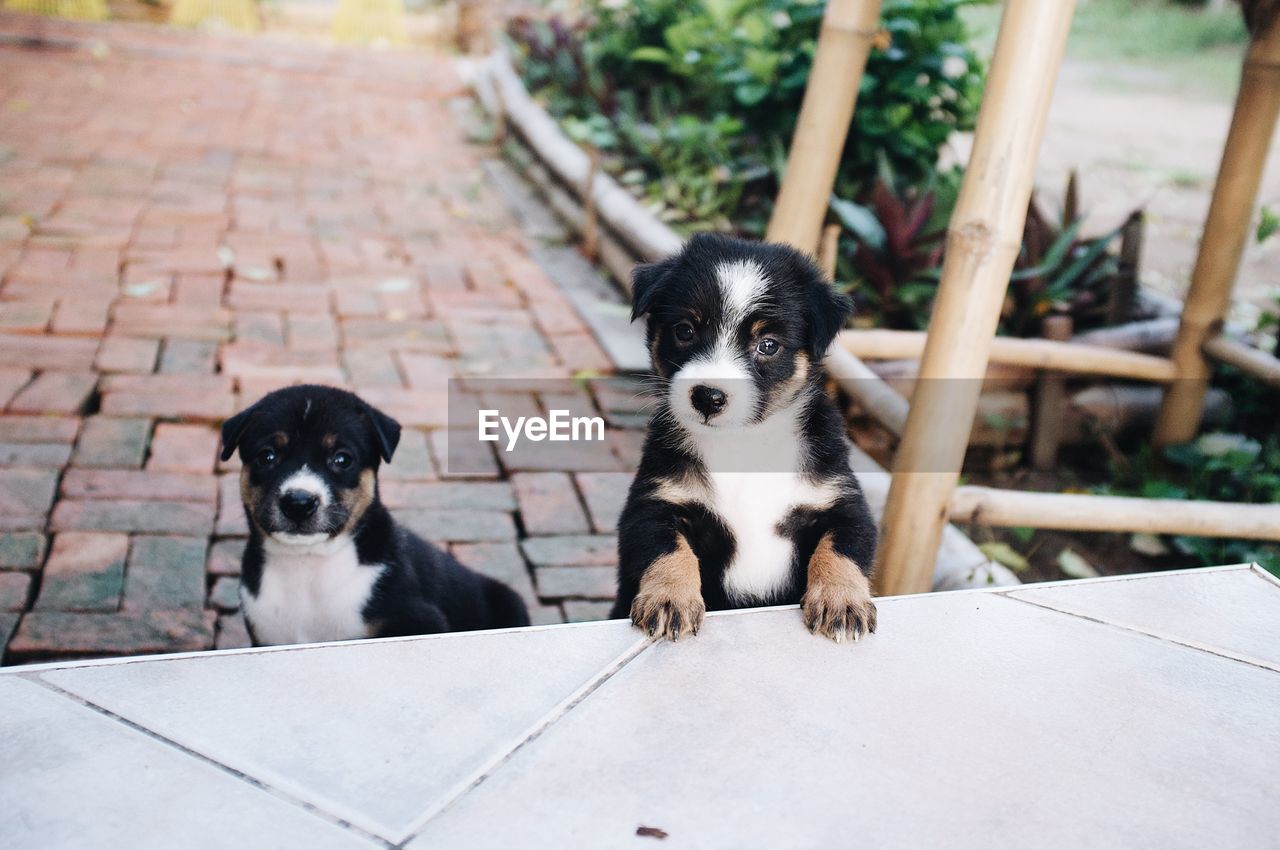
221;385;529;646
611;233;878;643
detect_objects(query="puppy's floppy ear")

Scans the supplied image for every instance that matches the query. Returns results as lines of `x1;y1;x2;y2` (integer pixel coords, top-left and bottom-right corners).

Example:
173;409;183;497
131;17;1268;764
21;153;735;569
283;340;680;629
805;270;855;359
363;403;401;463
219;402;259;462
630;255;678;321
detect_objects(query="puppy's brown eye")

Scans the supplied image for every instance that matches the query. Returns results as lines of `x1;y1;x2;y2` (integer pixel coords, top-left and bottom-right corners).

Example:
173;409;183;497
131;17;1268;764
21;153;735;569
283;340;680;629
756;338;780;357
674;322;696;344
330;450;353;471
256;448;277;467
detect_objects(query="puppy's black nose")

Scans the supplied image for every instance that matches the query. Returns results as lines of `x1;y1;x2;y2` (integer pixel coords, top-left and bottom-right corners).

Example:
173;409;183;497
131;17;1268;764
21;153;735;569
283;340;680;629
279;490;319;522
690;385;728;418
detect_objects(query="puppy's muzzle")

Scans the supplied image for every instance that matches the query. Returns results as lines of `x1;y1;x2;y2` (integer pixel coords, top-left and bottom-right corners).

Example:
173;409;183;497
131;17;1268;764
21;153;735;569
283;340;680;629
690;384;728;419
279;489;320;523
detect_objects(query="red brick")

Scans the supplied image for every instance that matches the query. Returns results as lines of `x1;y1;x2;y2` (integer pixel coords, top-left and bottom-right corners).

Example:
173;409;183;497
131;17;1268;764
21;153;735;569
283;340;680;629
0;468;59;521
220;340;345;384
9;608;216;658
51;299;111;335
0;444;73;468
61;469;217;503
512;472;590;536
0;334;98;370
158;338;219;374
233;311;285;346
208;537;245;576
172;272;225;307
50;500;215;535
209;575;240;611
0;300;54;333
216;473;249;536
0;414;80;444
547;331;612;372
216;611;252;649
342;348;404;387
379;427;436;481
229;282;331;313
0;571;31;610
125;535;207;610
96;388;220;423
285;312;337;352
423;261;467;291
73;417;151;468
36;532;128;611
147;423;220;473
0;369;33;408
574;472;632;534
0;532;46;569
8;371;97;415
111;303;232;341
95;336;159;373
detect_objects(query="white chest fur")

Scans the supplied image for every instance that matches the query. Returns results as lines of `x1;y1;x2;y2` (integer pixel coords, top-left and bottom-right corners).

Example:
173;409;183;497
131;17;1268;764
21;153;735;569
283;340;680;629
242;535;386;646
680;410;837;604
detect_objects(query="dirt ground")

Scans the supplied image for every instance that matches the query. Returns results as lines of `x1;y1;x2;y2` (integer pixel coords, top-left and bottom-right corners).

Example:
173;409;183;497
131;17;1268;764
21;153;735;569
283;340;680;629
1033;59;1280;326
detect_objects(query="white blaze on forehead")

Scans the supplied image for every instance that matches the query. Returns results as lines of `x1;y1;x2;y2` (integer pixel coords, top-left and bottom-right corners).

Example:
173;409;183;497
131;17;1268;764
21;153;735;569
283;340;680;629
715;259;769;323
667;259;770;429
278;466;331;508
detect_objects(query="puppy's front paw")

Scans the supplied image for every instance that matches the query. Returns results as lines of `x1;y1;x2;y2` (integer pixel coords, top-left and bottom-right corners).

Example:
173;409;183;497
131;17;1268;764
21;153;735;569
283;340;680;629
802;582;877;643
630;590;705;642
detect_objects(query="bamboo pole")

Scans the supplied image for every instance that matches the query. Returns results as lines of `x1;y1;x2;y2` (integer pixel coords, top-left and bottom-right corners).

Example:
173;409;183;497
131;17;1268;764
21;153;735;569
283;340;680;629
582;146;601;262
950;487;1280;541
839;329;1178;382
874;0;1076;597
1030;315;1073;470
489;51;682;261
1154;18;1280;446
1203;334;1280;388
825;344;909;435
766;0;883;254
819;224;842;280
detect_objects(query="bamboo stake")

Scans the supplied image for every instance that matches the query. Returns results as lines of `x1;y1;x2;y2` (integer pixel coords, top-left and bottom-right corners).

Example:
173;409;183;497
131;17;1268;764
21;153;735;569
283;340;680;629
1030;315;1073;470
1154;17;1280;446
489;52;682;261
818;223;842;281
581;145;600;262
766;0;883;254
825;344;909;435
950;487;1280;541
874;0;1076;597
1203;334;1280;388
839;329;1178;382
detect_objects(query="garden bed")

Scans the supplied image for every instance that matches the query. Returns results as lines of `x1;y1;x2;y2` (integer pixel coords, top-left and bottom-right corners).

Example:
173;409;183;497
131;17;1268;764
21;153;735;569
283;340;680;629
467;0;1280;583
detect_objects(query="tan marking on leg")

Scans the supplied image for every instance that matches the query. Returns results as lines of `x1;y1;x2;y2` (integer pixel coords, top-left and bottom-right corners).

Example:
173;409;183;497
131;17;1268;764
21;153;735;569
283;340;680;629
630;533;705;641
802;531;877;643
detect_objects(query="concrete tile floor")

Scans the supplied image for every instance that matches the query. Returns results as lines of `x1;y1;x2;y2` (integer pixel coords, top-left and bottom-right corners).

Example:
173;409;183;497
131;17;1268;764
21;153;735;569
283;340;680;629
3;565;1278;849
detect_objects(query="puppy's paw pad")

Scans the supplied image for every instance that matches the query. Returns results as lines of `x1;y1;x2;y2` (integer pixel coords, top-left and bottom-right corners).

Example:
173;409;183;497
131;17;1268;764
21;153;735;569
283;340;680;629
802;583;877;643
630;593;706;642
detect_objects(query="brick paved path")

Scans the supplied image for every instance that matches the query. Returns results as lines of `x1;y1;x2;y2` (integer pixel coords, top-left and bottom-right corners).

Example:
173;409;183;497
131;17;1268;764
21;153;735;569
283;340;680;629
0;13;640;663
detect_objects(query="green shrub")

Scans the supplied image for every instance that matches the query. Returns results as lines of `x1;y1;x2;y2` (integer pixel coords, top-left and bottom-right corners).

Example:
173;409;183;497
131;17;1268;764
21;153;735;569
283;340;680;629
507;0;987;233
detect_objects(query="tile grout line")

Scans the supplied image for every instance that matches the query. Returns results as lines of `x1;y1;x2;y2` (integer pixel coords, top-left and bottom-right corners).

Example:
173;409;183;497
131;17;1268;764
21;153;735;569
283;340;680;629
23;674;396;849
997;594;1280;675
392;636;654;847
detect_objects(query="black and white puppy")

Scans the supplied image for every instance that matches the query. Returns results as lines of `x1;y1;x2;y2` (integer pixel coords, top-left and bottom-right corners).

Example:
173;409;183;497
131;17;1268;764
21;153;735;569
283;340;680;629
611;233;878;643
220;385;530;646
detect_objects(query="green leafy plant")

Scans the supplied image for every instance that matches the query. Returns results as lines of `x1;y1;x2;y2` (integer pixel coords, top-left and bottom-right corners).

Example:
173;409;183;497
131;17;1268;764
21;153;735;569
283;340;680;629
506;0;987;234
1105;432;1280;576
1004;174;1140;337
831;167;955;328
